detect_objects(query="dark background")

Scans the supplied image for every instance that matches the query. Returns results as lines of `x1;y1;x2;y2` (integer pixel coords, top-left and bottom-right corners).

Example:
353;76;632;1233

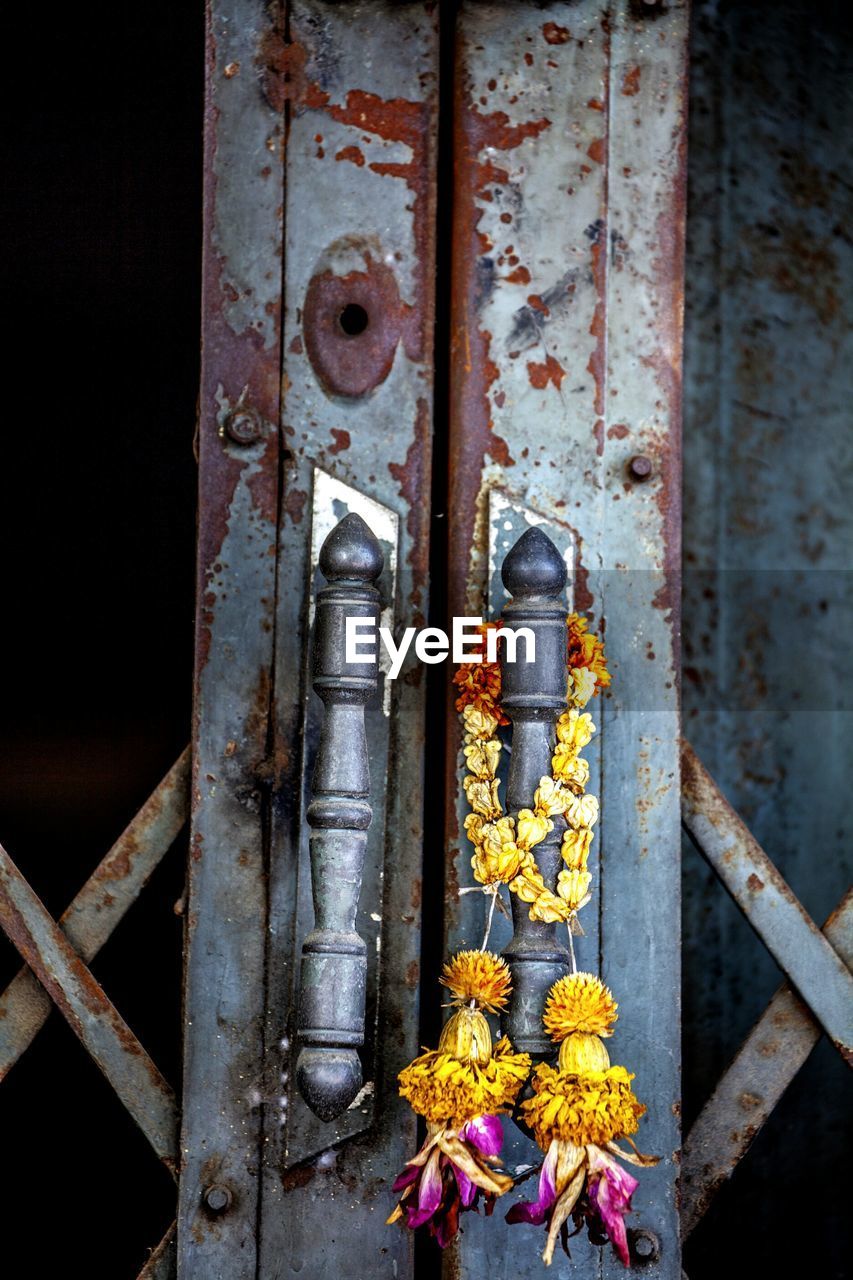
0;2;850;1277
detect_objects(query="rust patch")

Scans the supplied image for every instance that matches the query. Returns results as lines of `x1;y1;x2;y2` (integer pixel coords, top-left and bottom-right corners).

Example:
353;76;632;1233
622;65;641;96
335;145;365;167
328;428;351;455
747;873;764;893
542;21;571;44
303;257;407;398
387;397;432;610
283;487;307;525
527;354;566;390
607;422;630;439
506;264;531;284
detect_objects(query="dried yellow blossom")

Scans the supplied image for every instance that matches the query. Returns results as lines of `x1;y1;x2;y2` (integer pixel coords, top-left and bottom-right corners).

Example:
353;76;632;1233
551;745;591;792
568;667;597;708
560;827;594;871
440;950;512;1014
438;1006;493;1062
566;613;611;695
399;1035;531;1129
534;776;573;817
556;709;595;751
543;972;619;1041
558;1030;611;1073
463;738;502;779
462;703;500;743
564;793;599;831
520;1063;644;1149
463;775;502;819
516;809;553;849
556;868;592;911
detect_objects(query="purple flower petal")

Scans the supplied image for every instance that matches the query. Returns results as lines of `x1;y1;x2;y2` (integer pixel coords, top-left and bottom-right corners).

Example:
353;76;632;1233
452;1163;477;1208
392;1162;421;1194
405;1149;443;1229
506;1139;559;1227
587;1146;639;1267
460;1113;503;1158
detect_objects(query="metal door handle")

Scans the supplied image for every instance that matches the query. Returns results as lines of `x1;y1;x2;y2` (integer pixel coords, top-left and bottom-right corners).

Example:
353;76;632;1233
295;512;383;1122
499;528;571;1053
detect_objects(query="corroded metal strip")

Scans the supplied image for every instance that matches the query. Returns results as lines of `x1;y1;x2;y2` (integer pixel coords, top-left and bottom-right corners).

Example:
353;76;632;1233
137;1223;177;1280
178;0;286;1273
0;748;190;1079
259;3;437;1274
681;741;853;1062
296;514;382;1120
445;4;687;1276
0;841;178;1169
681;890;853;1239
499;528;570;1053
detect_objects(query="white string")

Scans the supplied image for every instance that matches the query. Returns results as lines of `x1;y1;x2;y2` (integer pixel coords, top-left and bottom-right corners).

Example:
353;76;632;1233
481;887;498;951
566;920;578;974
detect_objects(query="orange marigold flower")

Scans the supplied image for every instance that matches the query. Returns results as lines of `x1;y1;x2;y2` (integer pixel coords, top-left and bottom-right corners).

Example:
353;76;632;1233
566;613;611;694
453;623;509;725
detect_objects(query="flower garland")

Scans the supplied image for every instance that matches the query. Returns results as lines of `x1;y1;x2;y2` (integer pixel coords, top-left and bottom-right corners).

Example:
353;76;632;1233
455;616;609;937
388;610;657;1266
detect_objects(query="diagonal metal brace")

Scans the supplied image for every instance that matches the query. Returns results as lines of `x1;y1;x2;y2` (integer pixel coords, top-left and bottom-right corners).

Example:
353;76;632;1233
681;890;852;1237
0;748;190;1080
0;840;179;1171
681;740;853;1064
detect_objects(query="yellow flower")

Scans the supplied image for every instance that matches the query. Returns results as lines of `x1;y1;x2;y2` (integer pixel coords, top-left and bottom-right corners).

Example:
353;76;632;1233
516;809;553;849
556;868;592;911
564;793;599;831
542;972;619;1041
566;613;611;694
461;703;500;743
463;775;502;819
557;1030;611;1073
463;738;502;779
555;709;595;751
560;827;594;871
520;1062;644;1148
399;1033;531;1129
551;745;590;791
568;667;597;708
533;776;573;817
464;812;486;845
440;950;512;1014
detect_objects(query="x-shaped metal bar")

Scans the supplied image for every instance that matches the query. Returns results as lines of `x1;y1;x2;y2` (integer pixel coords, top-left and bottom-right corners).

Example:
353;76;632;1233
680;740;853;1238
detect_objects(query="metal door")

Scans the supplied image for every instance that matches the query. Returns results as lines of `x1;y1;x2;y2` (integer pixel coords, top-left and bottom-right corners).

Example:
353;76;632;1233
2;4;847;1280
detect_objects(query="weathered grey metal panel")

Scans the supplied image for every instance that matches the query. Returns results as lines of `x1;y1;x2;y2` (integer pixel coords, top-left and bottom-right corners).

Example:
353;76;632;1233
0;748;189;1078
256;4;438;1277
178;0;286;1274
444;3;687;1276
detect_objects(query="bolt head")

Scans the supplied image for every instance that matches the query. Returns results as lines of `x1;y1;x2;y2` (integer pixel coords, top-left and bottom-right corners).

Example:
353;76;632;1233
628;1227;661;1264
203;1184;233;1215
629;454;653;481
224;408;262;445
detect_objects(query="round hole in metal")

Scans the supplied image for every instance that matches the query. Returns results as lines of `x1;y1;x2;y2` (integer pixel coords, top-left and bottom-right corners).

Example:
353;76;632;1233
337;302;369;337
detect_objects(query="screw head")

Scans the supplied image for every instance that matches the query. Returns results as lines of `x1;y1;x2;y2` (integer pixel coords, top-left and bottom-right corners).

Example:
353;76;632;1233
203;1184;233;1215
628;454;653;481
224;408;262;446
629;1227;661;1264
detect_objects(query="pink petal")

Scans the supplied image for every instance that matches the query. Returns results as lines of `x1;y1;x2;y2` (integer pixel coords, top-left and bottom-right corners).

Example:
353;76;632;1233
586;1146;639;1267
405;1149;442;1229
506;1139;559;1226
459;1113;503;1158
452;1164;477;1207
392;1162;421;1194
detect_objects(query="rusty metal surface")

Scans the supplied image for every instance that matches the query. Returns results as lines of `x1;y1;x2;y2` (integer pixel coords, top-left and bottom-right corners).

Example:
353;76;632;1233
681;741;853;1064
681;889;853;1239
443;3;687;1277
0;840;178;1169
0;748;189;1079
233;3;439;1277
177;0;286;1273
